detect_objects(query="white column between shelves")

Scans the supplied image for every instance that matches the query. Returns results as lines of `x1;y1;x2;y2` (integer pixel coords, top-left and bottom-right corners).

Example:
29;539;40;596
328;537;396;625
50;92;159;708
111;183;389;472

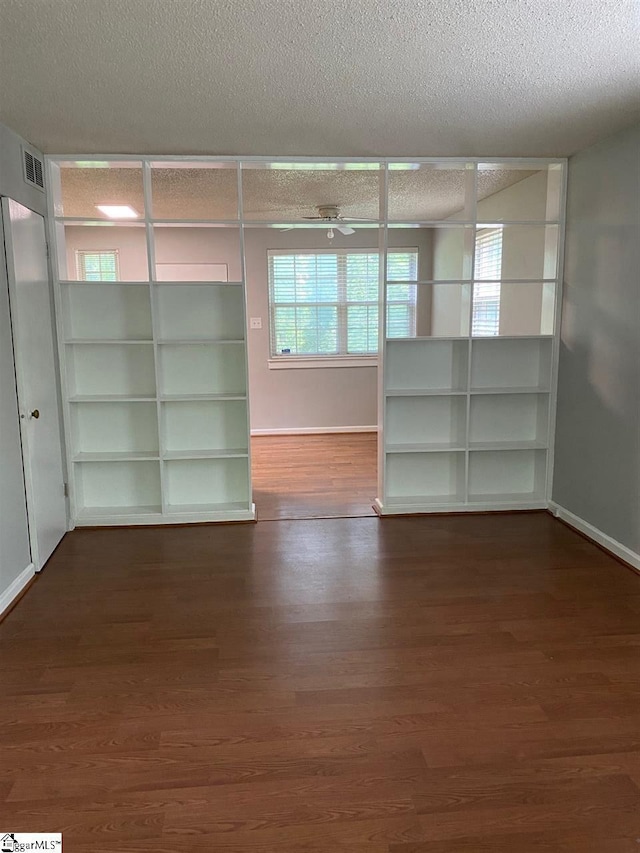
142;160;166;515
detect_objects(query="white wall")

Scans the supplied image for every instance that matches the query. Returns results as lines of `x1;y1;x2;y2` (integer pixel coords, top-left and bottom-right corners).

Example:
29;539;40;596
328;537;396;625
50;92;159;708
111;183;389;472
64;225;431;431
553;123;640;564
0;121;47;216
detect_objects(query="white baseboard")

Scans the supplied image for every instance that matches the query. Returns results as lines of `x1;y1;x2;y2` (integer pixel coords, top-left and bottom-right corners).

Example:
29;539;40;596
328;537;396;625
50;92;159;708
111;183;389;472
549;501;640;573
0;562;35;617
251;426;377;436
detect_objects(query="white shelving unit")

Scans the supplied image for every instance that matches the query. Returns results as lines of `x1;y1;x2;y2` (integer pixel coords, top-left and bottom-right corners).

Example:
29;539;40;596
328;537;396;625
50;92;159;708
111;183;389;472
49;161;254;526
57;280;253;525
379;334;556;513
377;160;565;515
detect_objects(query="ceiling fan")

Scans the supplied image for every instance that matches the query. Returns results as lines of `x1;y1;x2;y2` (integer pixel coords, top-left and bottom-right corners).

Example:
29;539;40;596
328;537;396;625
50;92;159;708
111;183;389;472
281;206;375;239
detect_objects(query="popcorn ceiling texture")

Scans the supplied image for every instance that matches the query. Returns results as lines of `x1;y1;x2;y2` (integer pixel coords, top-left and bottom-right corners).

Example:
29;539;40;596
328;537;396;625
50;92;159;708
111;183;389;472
58;162;539;221
0;0;638;156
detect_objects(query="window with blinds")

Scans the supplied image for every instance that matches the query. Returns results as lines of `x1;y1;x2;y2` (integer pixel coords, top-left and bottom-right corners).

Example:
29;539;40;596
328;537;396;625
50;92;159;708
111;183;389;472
268;249;418;357
472;228;503;336
75;250;120;281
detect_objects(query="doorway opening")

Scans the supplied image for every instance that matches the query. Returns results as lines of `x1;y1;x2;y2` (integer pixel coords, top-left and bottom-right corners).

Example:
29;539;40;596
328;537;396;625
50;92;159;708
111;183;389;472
241;166;389;520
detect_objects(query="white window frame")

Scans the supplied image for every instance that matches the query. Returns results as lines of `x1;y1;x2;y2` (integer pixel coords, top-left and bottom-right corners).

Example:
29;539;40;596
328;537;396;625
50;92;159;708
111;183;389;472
75;249;120;281
267;248;417;369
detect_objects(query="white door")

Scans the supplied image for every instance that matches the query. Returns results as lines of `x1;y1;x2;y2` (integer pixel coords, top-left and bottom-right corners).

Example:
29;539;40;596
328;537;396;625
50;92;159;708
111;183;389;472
0;212;32;603
2;197;67;569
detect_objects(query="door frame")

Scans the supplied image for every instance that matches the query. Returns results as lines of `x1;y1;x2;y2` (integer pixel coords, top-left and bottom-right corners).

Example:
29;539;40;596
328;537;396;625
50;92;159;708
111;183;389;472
1;196;68;570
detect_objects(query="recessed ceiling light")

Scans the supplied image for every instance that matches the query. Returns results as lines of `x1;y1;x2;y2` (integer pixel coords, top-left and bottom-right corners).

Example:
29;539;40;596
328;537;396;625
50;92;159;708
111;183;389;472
96;204;139;219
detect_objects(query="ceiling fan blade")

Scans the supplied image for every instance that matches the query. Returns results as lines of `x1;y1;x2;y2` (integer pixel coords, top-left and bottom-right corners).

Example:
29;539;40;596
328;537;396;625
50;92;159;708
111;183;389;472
336;225;355;236
302;216;323;220
345;217;378;222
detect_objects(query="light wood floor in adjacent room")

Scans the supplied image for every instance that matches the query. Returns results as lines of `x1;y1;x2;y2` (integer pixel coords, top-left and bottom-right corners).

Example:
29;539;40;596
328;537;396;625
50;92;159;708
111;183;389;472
2;512;640;850
251;432;378;520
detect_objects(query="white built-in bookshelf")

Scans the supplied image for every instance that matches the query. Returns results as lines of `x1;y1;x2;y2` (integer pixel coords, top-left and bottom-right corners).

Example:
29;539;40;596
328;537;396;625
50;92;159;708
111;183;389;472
50;159;254;525
376;160;564;514
380;336;555;511
58;279;253;524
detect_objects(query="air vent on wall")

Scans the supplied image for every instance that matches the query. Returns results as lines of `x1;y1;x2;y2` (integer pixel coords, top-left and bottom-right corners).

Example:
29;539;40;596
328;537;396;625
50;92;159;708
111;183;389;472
22;146;45;192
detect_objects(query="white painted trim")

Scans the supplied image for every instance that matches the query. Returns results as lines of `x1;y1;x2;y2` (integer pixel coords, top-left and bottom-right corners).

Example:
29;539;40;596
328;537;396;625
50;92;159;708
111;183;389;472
375;498;548;515
549;501;640;573
75;504;256;527
268;357;377;370
251;426;377;436
47;155;569;166
0;563;35;617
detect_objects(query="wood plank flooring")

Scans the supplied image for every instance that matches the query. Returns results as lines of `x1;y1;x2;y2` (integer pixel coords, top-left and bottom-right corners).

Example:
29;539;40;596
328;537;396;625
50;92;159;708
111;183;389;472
1;512;640;850
251;433;377;520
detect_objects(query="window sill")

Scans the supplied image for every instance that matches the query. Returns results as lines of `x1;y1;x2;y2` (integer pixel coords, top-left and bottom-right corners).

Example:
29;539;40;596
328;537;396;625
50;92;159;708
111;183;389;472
268;357;378;370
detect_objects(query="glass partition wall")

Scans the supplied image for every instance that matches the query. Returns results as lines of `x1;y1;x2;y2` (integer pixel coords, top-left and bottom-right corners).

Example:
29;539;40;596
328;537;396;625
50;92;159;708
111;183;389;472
47;157;565;525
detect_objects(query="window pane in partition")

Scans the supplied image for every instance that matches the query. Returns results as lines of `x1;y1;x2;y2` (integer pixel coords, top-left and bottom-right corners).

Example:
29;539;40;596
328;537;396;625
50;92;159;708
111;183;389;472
268;249;417;356
474;224;558;282
472;228;502;336
150;163;238;220
403;225;472;282
477;163;561;222
387;283;471;339
58;222;149;281
241;162;381;221
473;282;556;337
56;161;144;219
152;224;241;281
387;163;473;221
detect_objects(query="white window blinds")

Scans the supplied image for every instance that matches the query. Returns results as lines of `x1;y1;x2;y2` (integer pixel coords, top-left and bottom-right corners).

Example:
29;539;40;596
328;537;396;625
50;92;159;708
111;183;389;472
472;228;502;336
268;250;417;357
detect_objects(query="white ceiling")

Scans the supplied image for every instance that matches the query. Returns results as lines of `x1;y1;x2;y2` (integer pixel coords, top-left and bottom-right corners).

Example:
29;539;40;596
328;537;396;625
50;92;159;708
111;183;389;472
1;0;638;157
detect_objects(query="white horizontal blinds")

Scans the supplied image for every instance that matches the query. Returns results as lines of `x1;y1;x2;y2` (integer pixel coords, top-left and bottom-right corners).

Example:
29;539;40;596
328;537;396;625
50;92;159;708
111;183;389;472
386;251;418;339
269;253;339;356
473;228;502;336
75;250;119;281
345;252;379;354
269;250;417;356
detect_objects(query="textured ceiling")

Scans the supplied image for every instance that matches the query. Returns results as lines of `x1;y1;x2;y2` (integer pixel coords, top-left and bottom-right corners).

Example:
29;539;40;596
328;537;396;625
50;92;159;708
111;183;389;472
6;0;636;158
58;163;539;220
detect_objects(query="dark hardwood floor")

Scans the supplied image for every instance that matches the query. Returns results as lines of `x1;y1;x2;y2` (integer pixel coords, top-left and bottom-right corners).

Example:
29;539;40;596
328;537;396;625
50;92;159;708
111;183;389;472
1;512;640;850
251;433;377;520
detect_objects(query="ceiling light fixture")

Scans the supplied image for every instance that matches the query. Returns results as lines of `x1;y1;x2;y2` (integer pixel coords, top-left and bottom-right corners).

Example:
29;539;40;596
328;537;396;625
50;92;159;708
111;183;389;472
96;204;139;219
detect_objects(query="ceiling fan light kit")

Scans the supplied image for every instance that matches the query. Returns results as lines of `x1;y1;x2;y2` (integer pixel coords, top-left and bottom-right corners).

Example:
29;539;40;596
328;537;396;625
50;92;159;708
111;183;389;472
280;204;375;239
